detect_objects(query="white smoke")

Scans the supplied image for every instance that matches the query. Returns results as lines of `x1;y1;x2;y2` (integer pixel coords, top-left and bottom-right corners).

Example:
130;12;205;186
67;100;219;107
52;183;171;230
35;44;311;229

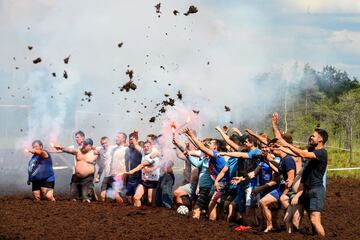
0;1;358;193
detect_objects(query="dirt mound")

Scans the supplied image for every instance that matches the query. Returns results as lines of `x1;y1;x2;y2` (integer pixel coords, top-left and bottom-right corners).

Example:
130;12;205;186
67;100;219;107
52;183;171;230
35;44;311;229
0;178;359;239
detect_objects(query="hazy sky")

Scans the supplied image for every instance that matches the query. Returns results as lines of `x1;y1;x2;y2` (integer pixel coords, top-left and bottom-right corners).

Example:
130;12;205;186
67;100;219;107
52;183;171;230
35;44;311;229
0;0;359;145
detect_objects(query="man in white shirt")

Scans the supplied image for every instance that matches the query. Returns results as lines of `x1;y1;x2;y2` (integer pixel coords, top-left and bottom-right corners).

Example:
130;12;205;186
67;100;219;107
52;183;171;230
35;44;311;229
96;136;114;201
106;132;128;204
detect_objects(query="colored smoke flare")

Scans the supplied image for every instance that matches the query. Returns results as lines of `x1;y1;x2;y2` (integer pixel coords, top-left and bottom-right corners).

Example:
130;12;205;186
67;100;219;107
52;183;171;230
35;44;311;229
171;122;177;137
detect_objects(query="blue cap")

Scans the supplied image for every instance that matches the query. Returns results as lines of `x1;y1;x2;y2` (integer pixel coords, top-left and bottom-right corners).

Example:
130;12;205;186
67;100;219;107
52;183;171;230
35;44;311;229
83;138;93;146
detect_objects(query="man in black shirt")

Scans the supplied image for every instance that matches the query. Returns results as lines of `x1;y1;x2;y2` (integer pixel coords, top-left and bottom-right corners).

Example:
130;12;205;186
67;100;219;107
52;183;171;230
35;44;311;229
124;133;142;204
279;128;328;238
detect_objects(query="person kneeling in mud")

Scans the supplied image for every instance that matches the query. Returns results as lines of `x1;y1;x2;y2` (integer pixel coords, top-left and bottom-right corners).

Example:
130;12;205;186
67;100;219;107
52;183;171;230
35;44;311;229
54;138;98;202
27;140;56;201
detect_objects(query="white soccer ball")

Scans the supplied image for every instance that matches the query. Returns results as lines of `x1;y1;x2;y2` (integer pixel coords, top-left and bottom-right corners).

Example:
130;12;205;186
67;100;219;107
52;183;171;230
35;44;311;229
177;205;189;215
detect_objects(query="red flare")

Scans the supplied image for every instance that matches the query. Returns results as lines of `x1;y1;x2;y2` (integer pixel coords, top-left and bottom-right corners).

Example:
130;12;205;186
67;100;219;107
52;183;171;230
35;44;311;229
171;122;177;136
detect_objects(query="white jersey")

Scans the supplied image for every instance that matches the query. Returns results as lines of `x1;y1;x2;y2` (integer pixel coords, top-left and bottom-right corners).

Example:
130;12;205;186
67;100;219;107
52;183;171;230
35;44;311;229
109;145;128;176
97;145;115;177
141;151;160;181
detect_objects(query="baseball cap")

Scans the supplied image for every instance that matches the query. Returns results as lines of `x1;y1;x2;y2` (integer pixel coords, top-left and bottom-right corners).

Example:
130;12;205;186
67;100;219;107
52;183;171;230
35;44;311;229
83;138;94;146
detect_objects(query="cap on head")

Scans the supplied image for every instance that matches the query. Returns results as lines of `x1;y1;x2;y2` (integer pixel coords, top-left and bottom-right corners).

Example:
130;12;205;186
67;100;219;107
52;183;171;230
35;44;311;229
83;138;94;146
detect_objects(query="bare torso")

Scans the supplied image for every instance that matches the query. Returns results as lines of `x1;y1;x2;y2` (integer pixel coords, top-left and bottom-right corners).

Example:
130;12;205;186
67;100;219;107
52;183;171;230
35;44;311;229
75;150;98;178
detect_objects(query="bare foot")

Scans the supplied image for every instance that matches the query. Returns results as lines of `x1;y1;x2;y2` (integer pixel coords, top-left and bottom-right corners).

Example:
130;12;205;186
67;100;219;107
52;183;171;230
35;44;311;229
264;226;273;233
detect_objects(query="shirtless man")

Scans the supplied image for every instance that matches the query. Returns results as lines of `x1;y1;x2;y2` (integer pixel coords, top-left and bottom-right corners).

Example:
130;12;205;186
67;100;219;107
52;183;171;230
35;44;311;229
54;138;98;202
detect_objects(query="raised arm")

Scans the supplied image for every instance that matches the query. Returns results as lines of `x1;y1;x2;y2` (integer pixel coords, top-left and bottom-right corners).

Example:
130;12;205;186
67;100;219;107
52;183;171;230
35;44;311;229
186;154;204;168
132;134;142;153
272;112;283;139
230;127;243;136
54;145;78;155
172;138;187;161
279;140;316;159
185;128;214;157
215;126;240;151
273;145;297;157
218;151;249;159
183;133;198;149
172;137;186;152
29;149;49;159
245;129;268;145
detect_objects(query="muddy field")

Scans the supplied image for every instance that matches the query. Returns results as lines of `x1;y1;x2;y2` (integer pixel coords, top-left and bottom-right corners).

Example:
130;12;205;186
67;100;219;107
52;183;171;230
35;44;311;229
0;178;359;240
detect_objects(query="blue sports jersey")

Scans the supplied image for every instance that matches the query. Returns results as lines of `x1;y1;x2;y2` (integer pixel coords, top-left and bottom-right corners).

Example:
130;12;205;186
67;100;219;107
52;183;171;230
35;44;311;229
187;156;213;188
278;155;296;191
28;150;55;182
227;157;238;178
258;161;272;185
209;150;229;182
246;148;262;187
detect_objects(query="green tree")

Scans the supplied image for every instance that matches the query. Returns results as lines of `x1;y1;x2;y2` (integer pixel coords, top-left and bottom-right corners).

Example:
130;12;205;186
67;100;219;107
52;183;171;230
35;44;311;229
334;87;360;162
316;66;359;102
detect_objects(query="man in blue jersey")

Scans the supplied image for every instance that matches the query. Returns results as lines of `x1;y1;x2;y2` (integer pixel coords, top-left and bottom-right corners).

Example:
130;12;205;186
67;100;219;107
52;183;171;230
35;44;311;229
258;140;296;233
172;136;213;220
182;128;228;221
27;140;55;201
124;132;142;204
219;135;263;226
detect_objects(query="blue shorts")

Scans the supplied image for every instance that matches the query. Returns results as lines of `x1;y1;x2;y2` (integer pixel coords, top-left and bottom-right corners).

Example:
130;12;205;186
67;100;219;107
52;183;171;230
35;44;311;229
234;183;243;212
126;179;140;196
269;188;283;201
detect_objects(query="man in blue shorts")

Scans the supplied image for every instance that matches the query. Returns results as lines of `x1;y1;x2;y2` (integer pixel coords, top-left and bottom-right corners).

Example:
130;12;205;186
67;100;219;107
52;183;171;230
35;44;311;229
258;139;296;232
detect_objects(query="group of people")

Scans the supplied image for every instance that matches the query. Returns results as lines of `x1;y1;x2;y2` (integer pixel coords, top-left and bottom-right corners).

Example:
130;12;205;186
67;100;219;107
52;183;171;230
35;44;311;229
26;112;328;237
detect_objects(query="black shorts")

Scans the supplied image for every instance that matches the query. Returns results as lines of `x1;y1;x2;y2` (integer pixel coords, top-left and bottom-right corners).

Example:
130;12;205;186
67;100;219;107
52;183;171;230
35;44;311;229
101;176;114;192
126;178;140;196
301;185;325;212
70;174;94;200
140;180;158;189
224;187;238;203
32;181;55;191
195;187;212;210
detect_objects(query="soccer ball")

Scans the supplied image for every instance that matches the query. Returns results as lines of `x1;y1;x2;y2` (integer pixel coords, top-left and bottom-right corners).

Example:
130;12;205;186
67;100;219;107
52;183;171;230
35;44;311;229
177;205;189;215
